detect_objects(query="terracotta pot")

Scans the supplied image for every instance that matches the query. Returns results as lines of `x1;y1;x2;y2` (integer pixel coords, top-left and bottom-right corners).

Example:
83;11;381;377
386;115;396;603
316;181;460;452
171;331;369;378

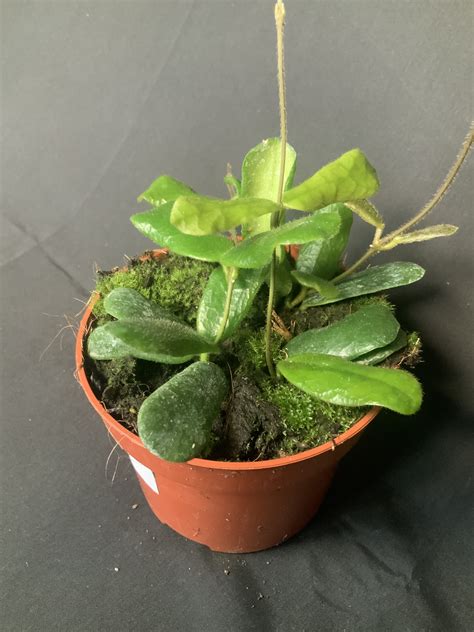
76;251;380;553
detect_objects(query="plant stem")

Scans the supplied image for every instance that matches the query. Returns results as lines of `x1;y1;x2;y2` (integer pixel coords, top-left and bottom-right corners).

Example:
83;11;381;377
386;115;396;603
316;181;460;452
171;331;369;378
265;0;287;378
331;124;473;283
200;353;209;362
214;267;236;344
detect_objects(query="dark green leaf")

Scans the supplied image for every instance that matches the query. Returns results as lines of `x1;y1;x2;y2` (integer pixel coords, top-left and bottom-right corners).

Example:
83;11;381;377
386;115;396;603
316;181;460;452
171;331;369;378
283;148;379;212
295;204;353;278
219;210;341;269
355;330;408;365
138;362;228;461
345;199;384;228
130;202;232;262
241;138;297;234
302;262;426;308
137;175;195;206
274;252;294;298
170;195;280;236
197;267;266;341
88;318;218;363
380;224;458;250
278;353;422;415
286;304;400;359
291;271;338;299
103;288;178;321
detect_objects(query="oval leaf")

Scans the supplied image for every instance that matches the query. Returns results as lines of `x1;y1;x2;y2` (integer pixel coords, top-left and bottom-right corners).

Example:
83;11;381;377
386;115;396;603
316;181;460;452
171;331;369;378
286;304;400;359
170;195;280;236
137;175;195;207
219;210;342;269
130;202;232;262
345;199;384;229
197;267;266;341
302;262;425;308
380;224;458;250
291;271;339;299
355;330;408;365
104;288;179;321
278;353;422;415
138;362;228;462
295;204;353;278
88;318;218;363
241;137;297;234
283;148;379;212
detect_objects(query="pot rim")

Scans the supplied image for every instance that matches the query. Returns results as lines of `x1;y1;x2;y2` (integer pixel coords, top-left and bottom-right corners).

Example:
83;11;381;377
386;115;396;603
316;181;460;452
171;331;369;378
75;249;380;471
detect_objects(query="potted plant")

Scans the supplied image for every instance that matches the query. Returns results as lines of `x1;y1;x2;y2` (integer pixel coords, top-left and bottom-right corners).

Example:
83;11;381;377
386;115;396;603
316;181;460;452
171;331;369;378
76;1;472;553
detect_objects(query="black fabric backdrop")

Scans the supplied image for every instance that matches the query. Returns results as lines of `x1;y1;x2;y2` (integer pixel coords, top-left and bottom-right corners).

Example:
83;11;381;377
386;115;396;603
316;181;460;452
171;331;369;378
1;1;473;630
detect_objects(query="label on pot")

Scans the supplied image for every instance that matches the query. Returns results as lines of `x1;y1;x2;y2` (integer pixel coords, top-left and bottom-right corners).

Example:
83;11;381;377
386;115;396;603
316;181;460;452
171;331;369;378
129;455;159;494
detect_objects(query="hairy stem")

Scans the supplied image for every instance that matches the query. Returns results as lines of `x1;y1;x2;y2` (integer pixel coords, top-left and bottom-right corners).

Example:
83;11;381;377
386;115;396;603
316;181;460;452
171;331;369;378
214;267;236;344
265;0;287;378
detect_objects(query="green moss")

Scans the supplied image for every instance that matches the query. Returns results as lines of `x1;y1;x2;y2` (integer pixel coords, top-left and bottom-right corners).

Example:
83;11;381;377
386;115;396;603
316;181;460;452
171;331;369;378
92;253;214;324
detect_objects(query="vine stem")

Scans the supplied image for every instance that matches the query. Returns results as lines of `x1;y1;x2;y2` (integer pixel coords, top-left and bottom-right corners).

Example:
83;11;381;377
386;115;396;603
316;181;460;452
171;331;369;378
265;0;287;379
331;123;474;285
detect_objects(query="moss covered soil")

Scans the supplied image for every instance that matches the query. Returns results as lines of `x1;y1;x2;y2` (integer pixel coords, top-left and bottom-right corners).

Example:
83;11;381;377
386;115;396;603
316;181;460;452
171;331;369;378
85;253;421;461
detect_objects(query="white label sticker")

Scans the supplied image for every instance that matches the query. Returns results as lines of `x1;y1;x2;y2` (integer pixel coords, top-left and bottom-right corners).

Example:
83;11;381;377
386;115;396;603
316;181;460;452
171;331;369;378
129;455;159;494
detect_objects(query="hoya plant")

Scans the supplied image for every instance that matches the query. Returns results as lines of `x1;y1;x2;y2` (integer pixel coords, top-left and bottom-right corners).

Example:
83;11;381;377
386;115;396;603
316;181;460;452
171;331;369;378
87;1;472;462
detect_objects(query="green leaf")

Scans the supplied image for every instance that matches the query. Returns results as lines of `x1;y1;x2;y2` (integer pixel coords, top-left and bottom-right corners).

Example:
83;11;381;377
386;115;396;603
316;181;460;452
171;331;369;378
88;318;218;363
274;252;294;298
241;138;297;234
290;271;338;298
170;195;280;236
197;267;266;341
283;148;379;212
130;202;232;262
380;224;458;250
286;304;400;359
103;288;179;321
355;330;408;365
345;199;384;229
137;175;195;206
295;204;353;278
138;362;228;461
219;210;342;269
302;262;425;308
277;353;422;415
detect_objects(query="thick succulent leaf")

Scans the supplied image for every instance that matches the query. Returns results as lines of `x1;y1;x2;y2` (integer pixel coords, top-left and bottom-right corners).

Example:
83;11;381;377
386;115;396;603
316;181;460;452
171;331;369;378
286;304;399;359
103;288;179;321
170;195;280;236
302;262;425;308
138;362;228;462
88;318;217;363
219;210;341;269
356;330;408;365
278;353;422;415
197;267;266;341
295;204;353;278
240;137;297;234
345;199;384;228
137;175;195;206
380;224;458;250
283;148;379;212
130;202;231;262
291;271;338;299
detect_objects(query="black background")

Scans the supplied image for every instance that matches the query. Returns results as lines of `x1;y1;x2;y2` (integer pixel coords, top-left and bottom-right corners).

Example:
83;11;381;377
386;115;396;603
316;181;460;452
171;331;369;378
1;1;473;630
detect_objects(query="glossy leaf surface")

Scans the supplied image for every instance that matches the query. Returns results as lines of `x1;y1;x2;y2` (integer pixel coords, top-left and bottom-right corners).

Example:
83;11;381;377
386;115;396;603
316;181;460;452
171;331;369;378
380;224;458;250
286;304;399;359
138;362;228;461
170;195;280;236
283;148;379;212
290;271;338;299
103;288;178;321
355;330;408;365
197;267;266;341
345;199;384;228
278;353;422;415
219;211;341;269
137;175;195;207
302;262;425;308
88;318;218;362
130;202;231;262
